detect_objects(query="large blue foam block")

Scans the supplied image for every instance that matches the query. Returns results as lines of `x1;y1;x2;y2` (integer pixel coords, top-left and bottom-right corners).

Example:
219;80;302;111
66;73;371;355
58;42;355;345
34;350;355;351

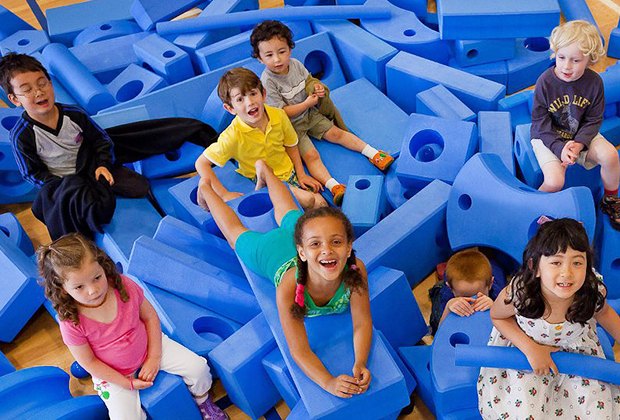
107;63;168;103
342;175;388;238
497;90;534;131
415;85;476;122
73;19;142;46
132;141;204;179
452;39;515;68
262;348;301;409
398;345;435;415
478;111;515;175
0;6;34;40
506;38;553;94
0;30;50;56
133;34;194;84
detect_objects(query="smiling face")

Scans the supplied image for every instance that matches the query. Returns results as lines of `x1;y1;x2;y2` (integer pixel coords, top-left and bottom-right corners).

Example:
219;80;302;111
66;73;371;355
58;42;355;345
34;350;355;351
62;256;110;308
554;42;589;83
257;36;292;75
8;70;55;122
223;86;268;128
536;247;587;301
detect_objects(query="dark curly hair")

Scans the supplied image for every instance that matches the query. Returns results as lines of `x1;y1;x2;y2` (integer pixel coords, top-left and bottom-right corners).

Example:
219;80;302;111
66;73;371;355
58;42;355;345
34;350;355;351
290;207;366;319
0;52;51;96
36;233;128;325
506;218;604;324
250;20;295;59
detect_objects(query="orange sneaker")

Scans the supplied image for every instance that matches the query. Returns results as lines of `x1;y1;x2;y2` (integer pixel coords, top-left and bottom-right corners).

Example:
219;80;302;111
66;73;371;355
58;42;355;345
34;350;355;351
330;184;346;206
370;150;394;171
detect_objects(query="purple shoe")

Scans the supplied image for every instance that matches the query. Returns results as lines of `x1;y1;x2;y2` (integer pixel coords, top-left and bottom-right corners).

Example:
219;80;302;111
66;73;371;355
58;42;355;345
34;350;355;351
198;396;229;420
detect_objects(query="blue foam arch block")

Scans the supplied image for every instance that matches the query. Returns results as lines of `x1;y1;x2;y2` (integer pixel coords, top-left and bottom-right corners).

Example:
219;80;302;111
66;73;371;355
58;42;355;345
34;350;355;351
416;85;476;122
478;111;515;175
355;179;452;287
0;108;25;171
128;235;258;323
107;63;168;103
497;90;533;131
133;34;194;85
262;348;301;409
73;19;142;46
330;78;409;157
0;30;49;56
447;153;596;263
437;0;560;40
0;6;34;40
386;51;506;114
31;395;107;419
360;0;450;64
0;351;15;377
94;197;162;272
506;38;554;95
291;31;346;90
431;311;493;414
209;314;280;419
42;43;116;115
312;19;397;92
398;345;435;415
342;175;388;238
131;0;205;31
452;39;515;68
595;207;620;299
200;86;234;133
132;141;204;179
0;171;38;205
140;371;202;419
396;113;477;188
0;212;34;257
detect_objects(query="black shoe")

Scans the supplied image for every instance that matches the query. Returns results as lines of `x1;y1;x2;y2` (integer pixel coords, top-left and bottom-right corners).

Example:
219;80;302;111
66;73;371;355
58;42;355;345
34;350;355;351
601;195;620;230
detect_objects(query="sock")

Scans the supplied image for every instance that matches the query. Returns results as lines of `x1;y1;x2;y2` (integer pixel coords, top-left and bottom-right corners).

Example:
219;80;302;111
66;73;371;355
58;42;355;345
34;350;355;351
325;178;340;191
361;144;379;159
604;189;618;197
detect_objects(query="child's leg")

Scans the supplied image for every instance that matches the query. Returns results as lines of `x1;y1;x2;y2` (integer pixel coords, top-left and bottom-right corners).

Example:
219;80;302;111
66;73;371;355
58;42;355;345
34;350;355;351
300;142;331;185
322;126;394;171
92;376;146;420
538;161;566;192
255;160;301;224
289;185;328;210
584;135;620;194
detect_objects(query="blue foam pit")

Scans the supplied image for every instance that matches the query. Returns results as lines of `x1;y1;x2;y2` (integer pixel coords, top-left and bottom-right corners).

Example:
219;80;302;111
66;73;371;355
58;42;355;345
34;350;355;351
478;111;515;175
416;85;476;122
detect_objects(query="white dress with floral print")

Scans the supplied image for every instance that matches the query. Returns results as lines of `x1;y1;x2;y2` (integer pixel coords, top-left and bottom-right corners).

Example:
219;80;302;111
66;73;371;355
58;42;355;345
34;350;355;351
477;314;620;419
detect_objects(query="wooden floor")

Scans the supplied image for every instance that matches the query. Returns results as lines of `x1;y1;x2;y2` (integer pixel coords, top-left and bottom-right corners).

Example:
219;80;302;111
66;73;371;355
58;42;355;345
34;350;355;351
1;1;619;419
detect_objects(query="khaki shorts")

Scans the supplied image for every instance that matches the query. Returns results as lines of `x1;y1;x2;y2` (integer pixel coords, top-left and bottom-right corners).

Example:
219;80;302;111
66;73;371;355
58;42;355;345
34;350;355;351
530;133;607;170
294;108;334;155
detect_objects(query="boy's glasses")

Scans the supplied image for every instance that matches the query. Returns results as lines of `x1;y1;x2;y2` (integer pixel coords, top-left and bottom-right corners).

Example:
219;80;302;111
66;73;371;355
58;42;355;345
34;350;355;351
13;79;50;98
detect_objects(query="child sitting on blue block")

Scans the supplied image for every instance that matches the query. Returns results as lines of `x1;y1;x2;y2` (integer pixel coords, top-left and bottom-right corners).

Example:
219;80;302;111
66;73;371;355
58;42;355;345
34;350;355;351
478;217;620;419
429;249;503;335
250;20;394;205
530;20;620;229
201;158;373;398
195;67;326;210
37;233;228;420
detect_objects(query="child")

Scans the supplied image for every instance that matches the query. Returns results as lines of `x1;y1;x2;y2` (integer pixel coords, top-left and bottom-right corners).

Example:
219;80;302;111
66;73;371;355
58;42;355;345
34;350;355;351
477;218;620;418
530;20;620;229
429;249;500;335
250;20;394;205
37;233;228;420
201;159;372;398
195;67;326;210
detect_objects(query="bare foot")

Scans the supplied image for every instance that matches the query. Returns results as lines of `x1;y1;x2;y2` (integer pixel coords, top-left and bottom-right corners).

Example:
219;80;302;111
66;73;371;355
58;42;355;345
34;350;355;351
254;159;269;191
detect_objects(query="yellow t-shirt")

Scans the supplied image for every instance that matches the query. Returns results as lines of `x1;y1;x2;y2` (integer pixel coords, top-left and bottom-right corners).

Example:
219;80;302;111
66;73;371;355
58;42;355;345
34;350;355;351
203;105;298;180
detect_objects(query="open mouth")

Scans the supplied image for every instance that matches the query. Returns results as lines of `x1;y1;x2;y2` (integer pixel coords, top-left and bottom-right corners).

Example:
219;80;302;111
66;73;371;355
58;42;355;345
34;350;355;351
248;107;258;117
557;282;573;288
319;259;337;269
36;99;49;106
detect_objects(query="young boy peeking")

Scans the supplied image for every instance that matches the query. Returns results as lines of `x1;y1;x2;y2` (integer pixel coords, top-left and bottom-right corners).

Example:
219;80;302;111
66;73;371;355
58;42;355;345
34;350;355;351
195;67;327;210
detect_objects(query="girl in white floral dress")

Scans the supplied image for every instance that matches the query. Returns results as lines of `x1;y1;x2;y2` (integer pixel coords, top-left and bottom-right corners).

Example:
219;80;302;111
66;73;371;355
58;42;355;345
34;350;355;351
478;218;620;419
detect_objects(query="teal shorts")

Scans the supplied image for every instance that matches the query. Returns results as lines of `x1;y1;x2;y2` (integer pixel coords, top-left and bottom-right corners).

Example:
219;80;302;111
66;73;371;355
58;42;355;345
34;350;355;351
235;209;303;283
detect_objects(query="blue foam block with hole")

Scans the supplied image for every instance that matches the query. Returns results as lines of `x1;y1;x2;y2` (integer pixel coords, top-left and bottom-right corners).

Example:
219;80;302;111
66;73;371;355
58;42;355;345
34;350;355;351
478;111;515;175
131;0;205;31
0;171;38;205
132;141;203;179
383;161;422;210
497;90;533;131
0;6;33;40
31;395;107;419
107;63;168;104
94;197;162;272
289;31;346;90
386;51;506;114
452;39;515;68
133;34;194;84
342;175;388;238
436;0;560;40
416;85;476;122
398;345;435;415
73;19;141;46
608;28;620;59
128;236;258;323
360;0;450;64
0;30;49;56
140;371;202;419
506;38;554;94
0;212;34;257
595;207;620;299
355;179;452;287
262;348;301;409
396;113;477;188
330;78;408;157
447;153;596;263
209;314;280;419
312;19;397;92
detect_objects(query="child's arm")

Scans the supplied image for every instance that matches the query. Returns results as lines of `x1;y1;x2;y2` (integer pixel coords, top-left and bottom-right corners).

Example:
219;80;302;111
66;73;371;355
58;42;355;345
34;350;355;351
138;299;162;383
283;94;320;119
349;258;372;392
572;79;605;149
195;154;243;201
284;145;322;192
595;302;620;343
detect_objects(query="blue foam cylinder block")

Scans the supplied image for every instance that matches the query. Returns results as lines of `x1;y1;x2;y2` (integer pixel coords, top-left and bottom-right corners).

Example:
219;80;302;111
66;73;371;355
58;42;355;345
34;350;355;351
133;34;194;85
107;63;168;103
452;39;515;68
398;345;435;415
415;85;476;122
131;0;205;31
0;213;34;257
0;30;50;56
0;6;34;40
70;361;90;379
73;19;141;46
478;111;515;175
557;0;600;36
132;141;204;179
342;175;388;238
447;153;596;263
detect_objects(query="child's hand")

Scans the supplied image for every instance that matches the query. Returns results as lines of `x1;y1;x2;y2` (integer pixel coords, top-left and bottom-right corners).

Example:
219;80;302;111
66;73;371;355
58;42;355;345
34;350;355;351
447;296;475;317
352;363;371;393
314;83;326;98
472;293;493;312
305;93;319;108
95;166;114;185
138;356;161;383
326;374;363;398
129;378;153;390
560;141;580;167
525;342;560;376
297;173;323;193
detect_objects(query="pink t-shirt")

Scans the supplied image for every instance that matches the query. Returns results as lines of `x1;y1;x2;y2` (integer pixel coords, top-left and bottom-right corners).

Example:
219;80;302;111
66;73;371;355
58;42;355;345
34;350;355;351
59;275;148;375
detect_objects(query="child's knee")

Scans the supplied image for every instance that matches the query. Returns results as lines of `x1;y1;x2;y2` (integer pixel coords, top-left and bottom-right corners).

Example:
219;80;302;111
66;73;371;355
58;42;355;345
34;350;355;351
324;125;343;141
542;175;565;192
303;148;321;164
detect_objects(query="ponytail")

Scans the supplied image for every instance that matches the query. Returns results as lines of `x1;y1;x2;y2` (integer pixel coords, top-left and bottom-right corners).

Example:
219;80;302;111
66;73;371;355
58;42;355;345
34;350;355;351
290;255;308;319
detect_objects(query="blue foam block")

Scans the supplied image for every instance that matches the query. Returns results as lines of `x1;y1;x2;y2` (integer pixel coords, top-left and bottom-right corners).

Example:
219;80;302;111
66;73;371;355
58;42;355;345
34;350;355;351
452;39;515;67
396;113;477;188
31;395;107;419
608;28;620;59
437;0;560;40
595;208;620;299
0;351;15;376
0;171;38;205
0;108;24;171
415;85;476;122
200;86;234;133
289;31;346;90
478;111;515;175
383;161;422;211
342;175;388;238
0;212;34;257
133;34;194;84
149;177;185;217
557;0;600;36
0;30;49;56
398;345;435;415
0;232;44;342
0;6;34;40
128;236;258;323
93;105;151;129
287;401;311;419
73;19;142;46
209;314;280;419
386;51;506;114
448;58;508;87
262;348;301;409
312;19;397;92
131;0;204;31
506;38;554;94
431;311;493;414
355;179;452;287
447;153;596;263
360;0;450;64
601;64;620;104
601;117;620;147
497;89;533;131
374;330;417;395
107;63;168;103
330;78;409;157
94;197;162;272
140;371;202;419
132;141;203;179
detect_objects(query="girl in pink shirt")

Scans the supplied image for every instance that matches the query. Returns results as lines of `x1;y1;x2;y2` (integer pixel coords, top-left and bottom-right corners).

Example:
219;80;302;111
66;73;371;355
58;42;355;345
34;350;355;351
37;233;228;420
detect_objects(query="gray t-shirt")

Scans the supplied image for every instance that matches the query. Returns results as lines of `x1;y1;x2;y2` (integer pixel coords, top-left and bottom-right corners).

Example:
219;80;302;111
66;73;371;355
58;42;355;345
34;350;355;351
35;114;83;177
261;58;310;123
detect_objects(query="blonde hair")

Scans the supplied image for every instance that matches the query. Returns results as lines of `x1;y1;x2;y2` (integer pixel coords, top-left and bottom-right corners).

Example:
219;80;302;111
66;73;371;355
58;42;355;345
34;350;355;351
549;20;604;64
445;249;492;288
